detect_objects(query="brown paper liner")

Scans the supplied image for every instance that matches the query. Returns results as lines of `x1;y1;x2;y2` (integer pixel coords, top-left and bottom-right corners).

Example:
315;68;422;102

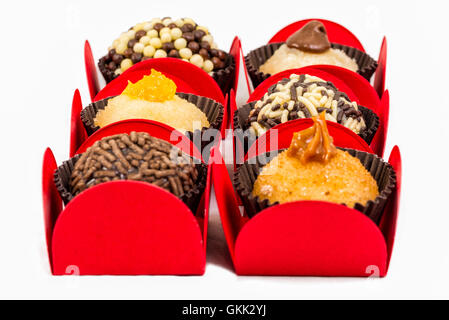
211;54;235;94
98;55;115;83
99;55;235;95
234;148;396;224
233;103;379;156
245;42;378;88
54;153;208;214
81;92;224;153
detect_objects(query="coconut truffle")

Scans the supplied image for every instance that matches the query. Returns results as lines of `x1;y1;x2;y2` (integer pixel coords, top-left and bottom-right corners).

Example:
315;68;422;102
259;20;359;75
94;69;210;133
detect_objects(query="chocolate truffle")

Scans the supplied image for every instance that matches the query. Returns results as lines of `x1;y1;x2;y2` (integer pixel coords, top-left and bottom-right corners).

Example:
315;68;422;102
99;17;229;82
70;132;199;198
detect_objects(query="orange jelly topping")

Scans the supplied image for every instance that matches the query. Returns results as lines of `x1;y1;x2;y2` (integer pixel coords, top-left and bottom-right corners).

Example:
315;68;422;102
288;112;337;164
121;69;177;102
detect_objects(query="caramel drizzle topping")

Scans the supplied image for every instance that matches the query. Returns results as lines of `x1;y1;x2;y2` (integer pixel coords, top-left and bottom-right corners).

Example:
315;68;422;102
287;112;337;164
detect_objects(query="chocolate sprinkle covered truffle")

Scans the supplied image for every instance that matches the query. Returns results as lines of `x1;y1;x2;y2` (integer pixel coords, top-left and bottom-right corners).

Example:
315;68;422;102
99;17;229;82
247;74;366;136
69;132;199;198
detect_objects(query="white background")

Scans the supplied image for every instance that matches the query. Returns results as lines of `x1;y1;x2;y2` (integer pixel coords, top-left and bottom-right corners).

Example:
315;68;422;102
0;0;448;299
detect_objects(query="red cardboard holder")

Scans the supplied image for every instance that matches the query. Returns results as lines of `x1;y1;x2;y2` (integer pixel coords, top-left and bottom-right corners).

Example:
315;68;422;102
225;58;399;275
224;27;398;275
213;118;402;276
43;120;213;275
242;18;387;99
46;44;241;275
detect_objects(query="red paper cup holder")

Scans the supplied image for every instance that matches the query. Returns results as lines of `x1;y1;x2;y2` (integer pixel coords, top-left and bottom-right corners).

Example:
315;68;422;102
213;120;402;276
43;120;212;275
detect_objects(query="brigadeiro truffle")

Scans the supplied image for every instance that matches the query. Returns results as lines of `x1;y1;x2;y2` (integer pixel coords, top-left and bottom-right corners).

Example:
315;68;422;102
234;73;379;150
245;20;378;88
54;132;207;212
98;17;234;93
234;112;396;223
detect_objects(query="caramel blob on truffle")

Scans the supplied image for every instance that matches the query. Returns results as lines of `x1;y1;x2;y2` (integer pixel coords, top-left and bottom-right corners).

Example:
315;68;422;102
286;20;331;53
288;112;337;164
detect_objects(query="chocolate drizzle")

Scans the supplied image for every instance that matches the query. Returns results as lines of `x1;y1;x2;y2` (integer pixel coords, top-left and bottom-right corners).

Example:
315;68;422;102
286;20;331;53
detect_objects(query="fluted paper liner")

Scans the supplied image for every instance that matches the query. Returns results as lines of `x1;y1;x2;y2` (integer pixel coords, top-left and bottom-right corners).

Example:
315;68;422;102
211;54;235;94
234;103;379;155
99;55;235;95
81;92;224;152
54;153;208;214
245;42;378;88
234;148;396;224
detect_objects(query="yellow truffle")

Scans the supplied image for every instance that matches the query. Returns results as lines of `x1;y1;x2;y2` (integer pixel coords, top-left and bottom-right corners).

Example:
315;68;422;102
94;69;210;133
253;150;379;208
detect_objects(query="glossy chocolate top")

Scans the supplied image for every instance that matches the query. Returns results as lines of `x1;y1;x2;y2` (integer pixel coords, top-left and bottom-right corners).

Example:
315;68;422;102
286;20;331;53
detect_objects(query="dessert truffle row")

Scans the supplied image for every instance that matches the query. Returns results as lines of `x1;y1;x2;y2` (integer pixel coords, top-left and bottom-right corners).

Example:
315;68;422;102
100;17;229;79
247;74;366;137
70;132;198;198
